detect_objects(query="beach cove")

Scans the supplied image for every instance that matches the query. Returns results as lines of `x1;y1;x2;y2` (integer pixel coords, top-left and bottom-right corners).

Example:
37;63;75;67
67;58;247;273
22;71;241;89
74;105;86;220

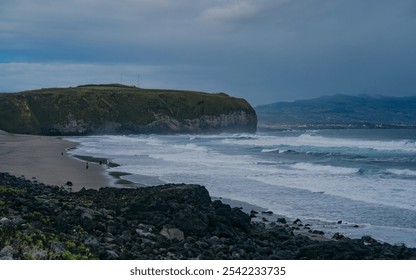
1;129;416;259
0;130;109;191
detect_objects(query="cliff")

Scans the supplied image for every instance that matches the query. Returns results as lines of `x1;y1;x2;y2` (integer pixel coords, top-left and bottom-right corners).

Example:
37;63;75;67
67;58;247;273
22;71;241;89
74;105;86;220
0;84;257;135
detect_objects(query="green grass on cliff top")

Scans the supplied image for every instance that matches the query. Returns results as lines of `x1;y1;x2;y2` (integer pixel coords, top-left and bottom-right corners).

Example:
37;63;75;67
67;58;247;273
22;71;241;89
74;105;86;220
0;84;254;134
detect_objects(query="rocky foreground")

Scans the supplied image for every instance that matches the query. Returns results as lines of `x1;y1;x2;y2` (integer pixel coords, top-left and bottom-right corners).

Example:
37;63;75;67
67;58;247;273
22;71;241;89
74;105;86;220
1;172;415;260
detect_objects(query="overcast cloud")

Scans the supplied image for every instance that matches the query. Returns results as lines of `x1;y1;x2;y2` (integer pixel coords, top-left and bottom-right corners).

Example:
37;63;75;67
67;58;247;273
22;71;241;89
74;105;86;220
1;0;415;105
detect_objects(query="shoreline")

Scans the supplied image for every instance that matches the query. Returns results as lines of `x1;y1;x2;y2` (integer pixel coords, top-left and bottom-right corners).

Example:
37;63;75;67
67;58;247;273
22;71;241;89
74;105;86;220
216;197;330;242
2;130;415;249
0;130;110;192
1;171;415;260
40;137;414;247
0;129;339;244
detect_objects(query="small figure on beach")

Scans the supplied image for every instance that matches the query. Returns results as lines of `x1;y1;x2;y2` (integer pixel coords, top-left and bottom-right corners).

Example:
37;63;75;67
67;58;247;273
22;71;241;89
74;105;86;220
86;162;89;170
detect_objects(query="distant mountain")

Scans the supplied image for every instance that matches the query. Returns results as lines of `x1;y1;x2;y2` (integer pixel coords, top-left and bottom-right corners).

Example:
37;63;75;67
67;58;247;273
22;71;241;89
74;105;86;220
256;94;416;129
0;84;257;135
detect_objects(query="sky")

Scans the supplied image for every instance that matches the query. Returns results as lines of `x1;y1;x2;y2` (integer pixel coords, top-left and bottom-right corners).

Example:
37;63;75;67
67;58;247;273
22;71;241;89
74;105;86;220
1;0;416;105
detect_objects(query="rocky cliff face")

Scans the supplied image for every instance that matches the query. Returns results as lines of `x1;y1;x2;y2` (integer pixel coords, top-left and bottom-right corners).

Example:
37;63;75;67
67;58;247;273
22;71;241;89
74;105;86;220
48;110;257;134
0;84;257;135
131;110;257;134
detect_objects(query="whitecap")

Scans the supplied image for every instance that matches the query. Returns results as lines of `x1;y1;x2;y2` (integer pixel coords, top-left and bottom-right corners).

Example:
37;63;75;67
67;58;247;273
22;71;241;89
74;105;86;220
386;169;416;177
291;162;360;175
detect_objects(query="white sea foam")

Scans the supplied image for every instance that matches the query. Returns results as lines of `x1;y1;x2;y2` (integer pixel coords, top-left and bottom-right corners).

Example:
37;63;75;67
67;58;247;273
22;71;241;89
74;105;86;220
291;162;359;175
70;133;416;211
386;169;416;177
67;131;416;247
261;148;284;153
223;133;416;153
248;171;416;212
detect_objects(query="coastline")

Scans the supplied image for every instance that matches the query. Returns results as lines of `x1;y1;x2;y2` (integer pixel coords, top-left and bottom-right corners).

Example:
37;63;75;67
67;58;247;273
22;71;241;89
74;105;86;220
1;172;415;260
1;130;416;259
0;129;361;243
57;133;416;248
0;130;110;192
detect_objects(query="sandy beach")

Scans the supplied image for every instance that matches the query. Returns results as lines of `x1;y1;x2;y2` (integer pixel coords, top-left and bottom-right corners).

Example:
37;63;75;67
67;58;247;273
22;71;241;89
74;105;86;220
0;130;110;191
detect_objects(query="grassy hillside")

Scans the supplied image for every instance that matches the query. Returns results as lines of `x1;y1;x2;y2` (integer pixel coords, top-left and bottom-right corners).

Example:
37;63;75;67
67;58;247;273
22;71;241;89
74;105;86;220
256;94;416;129
0;84;257;135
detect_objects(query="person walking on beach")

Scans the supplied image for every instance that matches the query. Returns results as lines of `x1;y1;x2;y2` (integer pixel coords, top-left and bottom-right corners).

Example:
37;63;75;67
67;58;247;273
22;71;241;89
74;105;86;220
86;162;89;170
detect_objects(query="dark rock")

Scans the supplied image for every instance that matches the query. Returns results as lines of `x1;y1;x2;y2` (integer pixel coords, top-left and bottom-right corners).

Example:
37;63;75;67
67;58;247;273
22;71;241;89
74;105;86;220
208;236;220;245
160;227;185;241
293;218;301;224
84;235;100;247
277;218;287;224
51;242;66;254
1;172;416;260
0;217;12;227
362;236;379;245
0;246;16;260
332;233;346;240
106;250;120;259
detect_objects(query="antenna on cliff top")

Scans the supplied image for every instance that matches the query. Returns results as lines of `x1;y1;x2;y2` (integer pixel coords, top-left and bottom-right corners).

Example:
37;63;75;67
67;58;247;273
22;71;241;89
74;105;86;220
137;73;140;88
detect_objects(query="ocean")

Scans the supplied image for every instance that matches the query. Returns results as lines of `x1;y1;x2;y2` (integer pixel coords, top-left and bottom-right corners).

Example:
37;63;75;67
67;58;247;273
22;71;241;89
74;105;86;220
67;129;416;248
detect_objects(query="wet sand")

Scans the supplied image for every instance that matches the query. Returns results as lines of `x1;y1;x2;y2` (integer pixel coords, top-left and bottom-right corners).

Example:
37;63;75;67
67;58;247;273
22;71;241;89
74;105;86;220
0;130;110;191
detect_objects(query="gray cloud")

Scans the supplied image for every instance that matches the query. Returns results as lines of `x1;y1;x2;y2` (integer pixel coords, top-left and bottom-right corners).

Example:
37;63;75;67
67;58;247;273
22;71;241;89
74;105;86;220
199;0;275;25
1;0;416;104
0;62;157;89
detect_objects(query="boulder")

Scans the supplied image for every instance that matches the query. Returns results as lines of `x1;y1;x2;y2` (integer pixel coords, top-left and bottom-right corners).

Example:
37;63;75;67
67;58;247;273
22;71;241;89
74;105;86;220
160;227;185;241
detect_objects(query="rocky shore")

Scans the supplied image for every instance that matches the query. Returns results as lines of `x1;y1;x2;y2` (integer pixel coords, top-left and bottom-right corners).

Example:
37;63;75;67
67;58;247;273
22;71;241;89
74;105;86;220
1;172;415;260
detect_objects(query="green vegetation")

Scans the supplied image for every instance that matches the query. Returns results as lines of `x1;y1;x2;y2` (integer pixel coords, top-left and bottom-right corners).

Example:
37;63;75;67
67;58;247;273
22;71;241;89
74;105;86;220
0;185;26;194
0;227;96;260
256;94;416;128
0;178;97;260
0;84;256;135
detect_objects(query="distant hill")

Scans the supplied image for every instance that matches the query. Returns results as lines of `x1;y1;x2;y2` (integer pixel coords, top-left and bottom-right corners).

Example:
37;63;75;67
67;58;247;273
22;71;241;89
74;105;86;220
0;84;257;135
256;94;416;129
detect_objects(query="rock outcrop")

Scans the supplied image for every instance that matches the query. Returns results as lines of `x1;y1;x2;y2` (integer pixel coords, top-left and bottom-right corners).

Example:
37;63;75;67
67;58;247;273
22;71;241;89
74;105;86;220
1;172;415;260
0;84;257;135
